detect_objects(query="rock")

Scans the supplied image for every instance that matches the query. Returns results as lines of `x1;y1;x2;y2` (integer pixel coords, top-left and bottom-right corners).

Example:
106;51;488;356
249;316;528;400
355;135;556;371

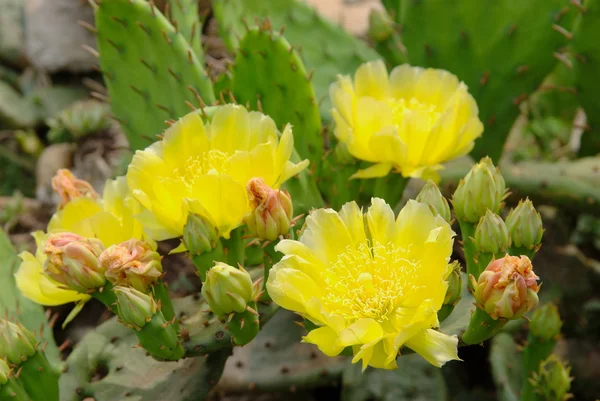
25;0;97;72
35;143;75;203
0;80;37;128
0;0;27;66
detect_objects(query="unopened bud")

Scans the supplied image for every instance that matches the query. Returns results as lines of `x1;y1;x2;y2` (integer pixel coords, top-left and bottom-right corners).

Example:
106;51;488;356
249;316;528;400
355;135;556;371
101;239;162;292
183;213;218;255
530;304;562;341
114;286;157;329
0;319;37;364
416;180;452;223
245;178;293;241
51;169;99;209
0;358;9;384
474;210;510;254
506;199;543;250
530;355;573;401
452;157;506;223
368;8;395;41
444;262;463;307
202;262;254;316
44;232;106;293
472;255;540;320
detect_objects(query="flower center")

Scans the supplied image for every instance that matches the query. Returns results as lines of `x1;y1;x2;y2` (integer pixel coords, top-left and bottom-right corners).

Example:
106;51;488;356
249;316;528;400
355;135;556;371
167;149;230;189
322;241;420;321
388;97;441;131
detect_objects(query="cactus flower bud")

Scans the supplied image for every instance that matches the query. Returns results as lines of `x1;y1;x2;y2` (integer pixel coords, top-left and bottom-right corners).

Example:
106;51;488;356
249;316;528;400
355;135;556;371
444;262;463;307
114;286;157;329
0;319;37;364
183;213;219;255
101;239;162;292
201;262;254;316
416;180;452;223
530;304;562;341
368;8;395;41
530;355;573;401
452;157;506;223
506;199;543;250
44;232;106;293
474;210;510;254
245;178;293;241
51;169;99;209
472;255;540;320
0;359;9;385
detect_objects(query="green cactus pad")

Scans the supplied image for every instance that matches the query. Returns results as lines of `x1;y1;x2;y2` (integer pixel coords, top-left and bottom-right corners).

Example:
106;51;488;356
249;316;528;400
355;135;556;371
95;0;215;151
490;333;522;401
572;0;600;156
212;0;380;118
384;0;574;162
168;0;204;64
230;27;323;168
59;306;229;401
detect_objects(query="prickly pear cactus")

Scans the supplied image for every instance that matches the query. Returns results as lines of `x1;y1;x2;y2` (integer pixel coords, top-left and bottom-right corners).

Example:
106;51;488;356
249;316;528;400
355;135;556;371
60;296;231;401
490;333;522;401
95;0;215;150
384;0;574;162
572;0;600;156
212;0;380;117
230;27;322;168
167;0;204;64
0;228;59;364
217;309;346;392
341;354;447;401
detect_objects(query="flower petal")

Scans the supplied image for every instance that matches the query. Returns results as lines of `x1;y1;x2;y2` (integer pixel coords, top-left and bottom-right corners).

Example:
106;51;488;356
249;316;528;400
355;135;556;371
404;329;460;367
350;163;393;179
304;326;345;357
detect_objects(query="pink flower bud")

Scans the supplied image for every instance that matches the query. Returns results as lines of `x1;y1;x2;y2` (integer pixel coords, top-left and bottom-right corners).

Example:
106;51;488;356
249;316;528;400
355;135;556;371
245;178;293;241
51;169;99;209
44;232;105;293
101;239;163;293
473;255;540;320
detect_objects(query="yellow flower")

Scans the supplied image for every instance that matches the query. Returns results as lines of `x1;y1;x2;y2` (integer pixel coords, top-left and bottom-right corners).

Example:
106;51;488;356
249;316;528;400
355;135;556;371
267;198;459;370
16;177;148;306
126;104;309;241
330;60;483;181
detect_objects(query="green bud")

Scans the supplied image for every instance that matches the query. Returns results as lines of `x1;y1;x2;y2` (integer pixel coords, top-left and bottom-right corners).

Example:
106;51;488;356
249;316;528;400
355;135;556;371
452;157;506;223
183;213;219;255
43;232;106;293
114;286;157;329
416;180;452;223
530;355;573;401
0;359;9;385
202;262;254;316
474;210;510;254
0;320;37;364
506;198;543;250
530;304;562;341
368;8;395;41
101;239;163;292
444;262;463;306
245;178;293;241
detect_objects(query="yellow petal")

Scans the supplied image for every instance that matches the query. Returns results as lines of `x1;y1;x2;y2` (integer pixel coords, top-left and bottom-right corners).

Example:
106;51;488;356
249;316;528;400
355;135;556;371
404;329;460;367
354;60;390;99
162;112;208;167
366;197;397;245
266;266;321;316
48;197;103;236
368;127;407;163
329;74;355;123
338;318;384;347
389;64;424;100
338;202;367;247
209;104;252;154
301;208;354;265
350;163;393;179
303;326;345;357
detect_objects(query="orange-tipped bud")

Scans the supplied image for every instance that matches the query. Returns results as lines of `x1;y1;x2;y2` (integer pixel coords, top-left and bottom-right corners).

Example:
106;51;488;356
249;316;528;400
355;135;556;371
245;178;293;241
44;232;105;293
472;255;540;320
101;239;163;292
51;169;99;209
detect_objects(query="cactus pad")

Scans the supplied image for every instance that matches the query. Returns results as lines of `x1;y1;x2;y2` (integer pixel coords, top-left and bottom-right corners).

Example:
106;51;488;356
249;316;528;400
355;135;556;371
212;0;380;117
385;0;574;162
95;0;215;151
168;0;204;64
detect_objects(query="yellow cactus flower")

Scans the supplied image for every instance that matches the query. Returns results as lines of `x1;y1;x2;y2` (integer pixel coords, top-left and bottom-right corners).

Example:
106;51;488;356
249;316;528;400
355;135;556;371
16;176;149;306
16;231;90;306
330;60;483;181
267;198;459;370
126;104;309;241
